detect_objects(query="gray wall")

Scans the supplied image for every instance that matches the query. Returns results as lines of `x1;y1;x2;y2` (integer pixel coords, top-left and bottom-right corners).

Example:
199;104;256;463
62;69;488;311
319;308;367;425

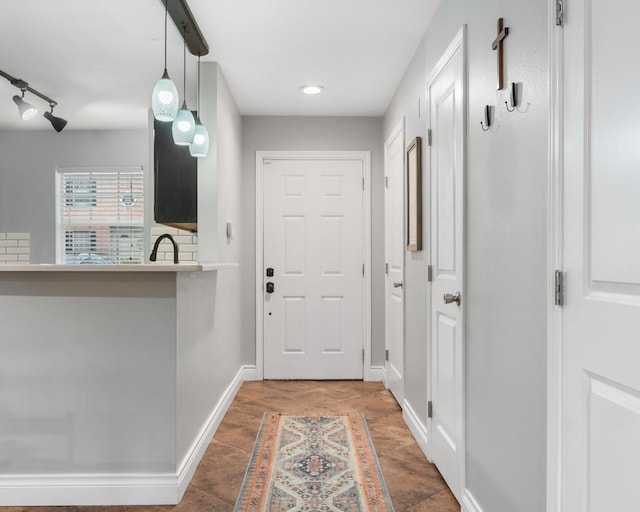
241;116;385;366
384;1;548;511
0;130;148;263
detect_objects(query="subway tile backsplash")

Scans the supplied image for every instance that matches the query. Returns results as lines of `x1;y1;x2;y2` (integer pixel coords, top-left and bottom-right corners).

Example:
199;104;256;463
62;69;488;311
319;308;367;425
0;233;30;264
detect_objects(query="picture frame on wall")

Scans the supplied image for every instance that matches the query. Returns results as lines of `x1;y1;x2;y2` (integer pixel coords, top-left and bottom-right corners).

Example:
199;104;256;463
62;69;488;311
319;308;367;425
406;136;422;251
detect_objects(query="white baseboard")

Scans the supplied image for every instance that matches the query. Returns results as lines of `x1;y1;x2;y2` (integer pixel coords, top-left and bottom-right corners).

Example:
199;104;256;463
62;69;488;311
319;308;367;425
176;364;251;499
241;364;258;381
402;398;430;459
366;365;386;382
0;365;250;507
461;489;483;512
0;474;180;506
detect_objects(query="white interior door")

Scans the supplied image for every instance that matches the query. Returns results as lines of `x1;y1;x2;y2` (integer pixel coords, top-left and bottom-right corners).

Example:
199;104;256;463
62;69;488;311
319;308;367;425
262;157;365;380
560;1;640;510
385;120;405;405
427;28;465;503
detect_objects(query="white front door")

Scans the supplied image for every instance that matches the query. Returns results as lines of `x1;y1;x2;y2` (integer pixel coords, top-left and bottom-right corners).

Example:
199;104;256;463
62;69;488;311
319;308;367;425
261;156;365;380
560;1;640;509
385;120;405;405
427;28;465;503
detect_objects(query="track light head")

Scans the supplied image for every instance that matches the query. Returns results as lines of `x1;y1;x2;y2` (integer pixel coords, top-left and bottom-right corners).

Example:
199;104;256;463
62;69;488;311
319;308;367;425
44;107;68;133
12;92;37;120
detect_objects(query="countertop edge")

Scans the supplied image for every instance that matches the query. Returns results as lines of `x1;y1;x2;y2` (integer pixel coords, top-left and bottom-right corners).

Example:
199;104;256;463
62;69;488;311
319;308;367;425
0;263;239;272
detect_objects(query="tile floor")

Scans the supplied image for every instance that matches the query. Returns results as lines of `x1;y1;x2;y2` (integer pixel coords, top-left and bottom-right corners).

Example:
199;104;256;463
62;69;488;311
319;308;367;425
3;380;459;511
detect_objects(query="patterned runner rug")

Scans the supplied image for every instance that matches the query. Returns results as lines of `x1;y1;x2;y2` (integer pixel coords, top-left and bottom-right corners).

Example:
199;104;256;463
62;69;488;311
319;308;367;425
233;411;395;512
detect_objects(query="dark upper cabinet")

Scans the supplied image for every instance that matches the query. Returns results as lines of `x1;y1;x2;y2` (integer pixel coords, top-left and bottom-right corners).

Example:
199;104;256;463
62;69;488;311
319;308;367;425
153;117;198;233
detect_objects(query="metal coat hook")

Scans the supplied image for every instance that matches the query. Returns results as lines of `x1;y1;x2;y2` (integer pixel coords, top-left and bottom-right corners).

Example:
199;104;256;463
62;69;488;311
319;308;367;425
505;82;520;112
480;105;493;131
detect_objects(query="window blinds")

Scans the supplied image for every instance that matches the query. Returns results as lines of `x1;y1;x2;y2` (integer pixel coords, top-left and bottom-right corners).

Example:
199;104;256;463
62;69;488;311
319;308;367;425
57;168;144;264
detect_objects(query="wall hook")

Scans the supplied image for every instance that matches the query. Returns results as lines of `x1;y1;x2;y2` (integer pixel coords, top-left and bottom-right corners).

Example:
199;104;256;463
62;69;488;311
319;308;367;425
505;82;520;112
480;104;493;131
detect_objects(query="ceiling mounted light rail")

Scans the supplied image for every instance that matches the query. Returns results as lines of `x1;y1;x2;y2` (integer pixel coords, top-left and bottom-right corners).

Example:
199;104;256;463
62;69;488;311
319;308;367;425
0;68;68;132
159;0;209;57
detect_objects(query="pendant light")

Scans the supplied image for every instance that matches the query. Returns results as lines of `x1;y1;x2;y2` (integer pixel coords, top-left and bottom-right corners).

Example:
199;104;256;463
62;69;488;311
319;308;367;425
172;29;196;145
151;1;179;121
189;56;209;157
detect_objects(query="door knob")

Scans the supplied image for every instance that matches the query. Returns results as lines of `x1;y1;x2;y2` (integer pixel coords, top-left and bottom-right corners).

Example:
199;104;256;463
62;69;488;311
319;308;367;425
266;282;275;294
393;282;403;288
443;292;461;305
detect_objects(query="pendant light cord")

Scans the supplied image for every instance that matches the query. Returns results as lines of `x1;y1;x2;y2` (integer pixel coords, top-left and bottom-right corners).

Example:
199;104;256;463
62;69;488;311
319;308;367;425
163;1;168;69
182;26;187;100
196;55;201;115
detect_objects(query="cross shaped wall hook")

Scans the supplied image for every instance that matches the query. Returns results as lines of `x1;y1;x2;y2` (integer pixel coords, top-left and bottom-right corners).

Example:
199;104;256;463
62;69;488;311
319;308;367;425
492;18;509;90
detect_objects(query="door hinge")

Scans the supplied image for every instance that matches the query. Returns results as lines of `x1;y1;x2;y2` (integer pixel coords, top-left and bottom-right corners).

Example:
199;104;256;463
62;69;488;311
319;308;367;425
555;270;565;306
362;177;365;190
427;400;433;419
385;262;389;275
362;349;365;363
427;129;433;146
427;264;433;282
385;349;389;362
385;176;389;188
555;0;565;26
362;263;365;277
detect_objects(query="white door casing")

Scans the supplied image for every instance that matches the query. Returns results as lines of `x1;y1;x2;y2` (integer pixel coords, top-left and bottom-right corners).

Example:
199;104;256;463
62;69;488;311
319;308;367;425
552;1;640;510
255;151;372;380
427;27;466;503
384;120;405;404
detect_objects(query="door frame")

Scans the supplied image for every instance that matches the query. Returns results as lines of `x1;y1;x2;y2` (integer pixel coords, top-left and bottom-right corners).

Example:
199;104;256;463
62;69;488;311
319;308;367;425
547;0;565;510
425;25;467;496
255;150;372;381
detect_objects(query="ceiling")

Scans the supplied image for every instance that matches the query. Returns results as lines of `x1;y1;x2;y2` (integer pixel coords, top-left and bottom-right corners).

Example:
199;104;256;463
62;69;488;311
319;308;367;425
0;0;440;131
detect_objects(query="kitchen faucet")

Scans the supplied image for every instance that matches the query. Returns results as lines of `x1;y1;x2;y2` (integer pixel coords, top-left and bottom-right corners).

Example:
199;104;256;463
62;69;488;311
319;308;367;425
150;233;179;264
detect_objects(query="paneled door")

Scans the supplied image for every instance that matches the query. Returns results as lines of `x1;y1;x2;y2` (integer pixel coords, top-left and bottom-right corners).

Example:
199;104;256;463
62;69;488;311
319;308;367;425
384;120;405;405
261;156;365;379
560;1;640;509
427;28;465;503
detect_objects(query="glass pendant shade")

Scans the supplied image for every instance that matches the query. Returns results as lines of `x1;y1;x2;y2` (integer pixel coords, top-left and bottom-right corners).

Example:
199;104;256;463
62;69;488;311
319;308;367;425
152;69;179;121
189;119;209;157
13;95;37;120
172;101;196;145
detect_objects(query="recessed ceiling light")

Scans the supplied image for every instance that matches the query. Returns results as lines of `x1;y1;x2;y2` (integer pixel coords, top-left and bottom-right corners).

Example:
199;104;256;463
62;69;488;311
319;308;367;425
301;85;324;95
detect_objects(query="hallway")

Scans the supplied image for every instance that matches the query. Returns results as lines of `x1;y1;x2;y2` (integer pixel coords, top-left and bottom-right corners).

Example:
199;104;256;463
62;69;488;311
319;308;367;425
3;381;458;511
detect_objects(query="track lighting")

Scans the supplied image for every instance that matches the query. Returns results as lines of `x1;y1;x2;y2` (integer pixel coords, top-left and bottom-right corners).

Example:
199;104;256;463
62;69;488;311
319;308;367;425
0;68;68;132
44;104;68;133
13;91;37;120
172;31;195;145
151;0;179;121
189;56;209;157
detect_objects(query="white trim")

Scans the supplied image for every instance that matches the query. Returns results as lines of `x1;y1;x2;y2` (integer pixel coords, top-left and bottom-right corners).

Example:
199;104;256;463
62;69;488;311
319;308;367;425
402;399;429;459
241;364;259;381
175;364;248;499
461;489;484;512
0;365;250;506
547;1;564;511
367;365;386;383
255;151;373;381
425;25;467;502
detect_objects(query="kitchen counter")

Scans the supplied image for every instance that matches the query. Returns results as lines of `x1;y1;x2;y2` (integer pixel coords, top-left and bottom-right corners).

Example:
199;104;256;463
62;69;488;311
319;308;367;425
0;262;242;506
0;262;237;272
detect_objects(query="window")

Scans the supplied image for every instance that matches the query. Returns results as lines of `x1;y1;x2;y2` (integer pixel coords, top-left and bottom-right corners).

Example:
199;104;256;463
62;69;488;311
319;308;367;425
56;168;144;264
